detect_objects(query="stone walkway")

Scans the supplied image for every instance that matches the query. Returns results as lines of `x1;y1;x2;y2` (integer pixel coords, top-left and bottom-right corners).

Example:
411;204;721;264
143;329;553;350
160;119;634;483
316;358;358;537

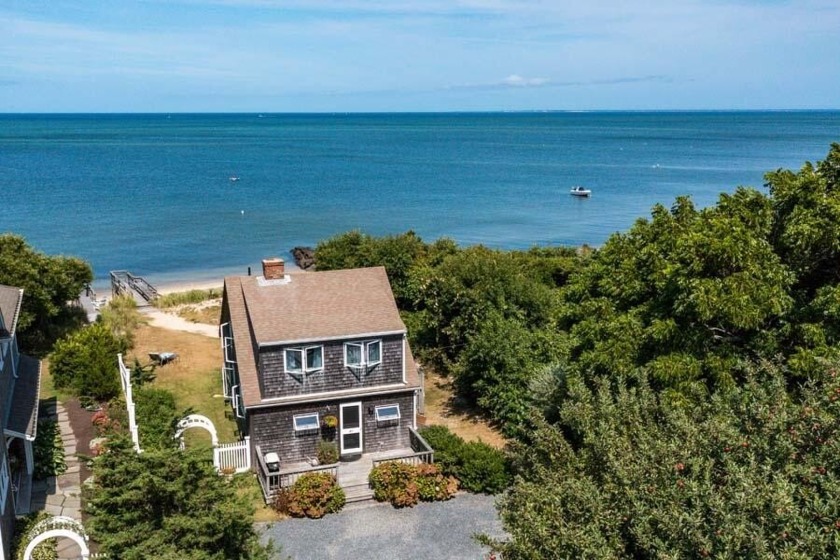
31;401;84;559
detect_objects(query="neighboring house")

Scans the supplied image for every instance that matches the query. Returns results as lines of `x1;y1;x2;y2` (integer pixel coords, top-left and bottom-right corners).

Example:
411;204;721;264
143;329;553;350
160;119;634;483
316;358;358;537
220;259;429;500
0;285;42;559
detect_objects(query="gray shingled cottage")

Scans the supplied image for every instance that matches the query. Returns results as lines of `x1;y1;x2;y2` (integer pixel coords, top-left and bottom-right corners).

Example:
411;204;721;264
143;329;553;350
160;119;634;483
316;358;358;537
0;285;42;558
220;259;432;501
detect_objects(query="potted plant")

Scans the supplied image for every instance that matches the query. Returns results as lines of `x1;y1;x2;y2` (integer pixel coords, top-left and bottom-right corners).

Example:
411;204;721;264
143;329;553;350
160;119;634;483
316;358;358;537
321;414;338;441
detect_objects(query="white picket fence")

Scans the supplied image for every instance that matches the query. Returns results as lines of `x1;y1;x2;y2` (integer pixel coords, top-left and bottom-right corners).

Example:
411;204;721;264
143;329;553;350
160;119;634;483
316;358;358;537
214;437;251;473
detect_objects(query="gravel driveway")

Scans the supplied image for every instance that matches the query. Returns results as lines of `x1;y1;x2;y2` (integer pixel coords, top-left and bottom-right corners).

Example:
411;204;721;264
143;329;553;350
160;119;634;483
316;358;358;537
261;493;505;560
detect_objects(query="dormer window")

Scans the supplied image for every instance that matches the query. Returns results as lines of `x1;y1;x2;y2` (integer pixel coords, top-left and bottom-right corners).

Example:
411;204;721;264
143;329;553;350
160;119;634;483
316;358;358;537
284;346;324;375
344;340;381;370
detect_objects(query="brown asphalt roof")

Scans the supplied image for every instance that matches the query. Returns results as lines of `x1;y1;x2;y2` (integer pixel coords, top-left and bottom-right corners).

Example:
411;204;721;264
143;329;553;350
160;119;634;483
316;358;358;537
238;267;406;344
0;285;23;338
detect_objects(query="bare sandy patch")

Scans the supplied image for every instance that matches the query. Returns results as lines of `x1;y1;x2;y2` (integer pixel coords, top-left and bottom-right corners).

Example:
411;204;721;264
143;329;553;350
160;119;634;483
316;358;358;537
422;369;506;449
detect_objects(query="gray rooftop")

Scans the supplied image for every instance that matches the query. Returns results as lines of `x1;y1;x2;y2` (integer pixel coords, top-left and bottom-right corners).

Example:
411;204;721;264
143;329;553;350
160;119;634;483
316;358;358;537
0;285;24;338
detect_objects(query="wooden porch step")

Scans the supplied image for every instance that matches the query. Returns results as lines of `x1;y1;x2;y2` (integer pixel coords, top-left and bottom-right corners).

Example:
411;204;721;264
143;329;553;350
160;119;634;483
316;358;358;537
343;482;374;504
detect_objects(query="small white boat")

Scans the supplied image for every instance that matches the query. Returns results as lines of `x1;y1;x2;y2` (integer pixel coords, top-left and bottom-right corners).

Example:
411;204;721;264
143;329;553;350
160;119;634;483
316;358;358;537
229;176;240;182
570;186;591;197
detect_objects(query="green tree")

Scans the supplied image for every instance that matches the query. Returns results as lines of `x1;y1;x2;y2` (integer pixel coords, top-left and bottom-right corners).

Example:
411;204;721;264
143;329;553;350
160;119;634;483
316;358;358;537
50;323;122;401
561;189;794;391
86;438;272;560
0;234;92;353
486;365;840;559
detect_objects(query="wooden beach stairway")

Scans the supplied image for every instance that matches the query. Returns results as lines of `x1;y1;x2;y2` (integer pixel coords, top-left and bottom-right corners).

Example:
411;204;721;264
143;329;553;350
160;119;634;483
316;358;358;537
109;270;158;307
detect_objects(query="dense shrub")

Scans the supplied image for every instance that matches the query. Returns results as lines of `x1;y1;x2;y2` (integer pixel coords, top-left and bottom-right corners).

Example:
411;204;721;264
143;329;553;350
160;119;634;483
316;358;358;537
369;461;457;507
369;461;418;507
50;323;122;401
33;419;66;480
12;512;57;560
415;463;459;502
317;440;339;465
87;438;271;559
273;472;345;518
417;425;464;476
458;441;510;494
418;425;510;494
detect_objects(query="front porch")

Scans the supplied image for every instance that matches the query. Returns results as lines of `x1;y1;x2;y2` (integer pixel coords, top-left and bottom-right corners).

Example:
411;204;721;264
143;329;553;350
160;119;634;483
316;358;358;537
255;427;434;503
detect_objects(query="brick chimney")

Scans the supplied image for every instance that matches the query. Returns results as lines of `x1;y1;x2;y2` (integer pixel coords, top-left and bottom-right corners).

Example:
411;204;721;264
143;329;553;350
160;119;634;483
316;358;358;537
262;258;285;280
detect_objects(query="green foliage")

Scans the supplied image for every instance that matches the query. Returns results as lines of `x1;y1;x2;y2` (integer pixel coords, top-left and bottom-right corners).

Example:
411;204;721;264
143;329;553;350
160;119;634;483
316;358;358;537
98;294;143;352
317;230;572;430
419;425;511;494
12;512;58;560
135;388;183;450
316;440;339;465
0;234;92;354
154;288;221;309
50;323;122;401
488;365;840;559
417;425;465;477
273;472;345;518
33;419;66;480
86;437;272;560
130;357;157;386
458;441;510;494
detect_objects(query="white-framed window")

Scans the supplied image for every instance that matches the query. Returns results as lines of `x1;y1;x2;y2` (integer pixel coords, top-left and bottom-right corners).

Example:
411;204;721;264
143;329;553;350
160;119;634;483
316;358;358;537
0;457;8;514
284;346;324;375
374;404;400;422
344;340;382;369
232;385;244;419
293;412;320;432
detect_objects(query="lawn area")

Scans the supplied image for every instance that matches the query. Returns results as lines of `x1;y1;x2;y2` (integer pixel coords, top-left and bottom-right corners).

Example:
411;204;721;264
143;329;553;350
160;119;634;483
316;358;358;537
129;324;237;443
129;323;282;522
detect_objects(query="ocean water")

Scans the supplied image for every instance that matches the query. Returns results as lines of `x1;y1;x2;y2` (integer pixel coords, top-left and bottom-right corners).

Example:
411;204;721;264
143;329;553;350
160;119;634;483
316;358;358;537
2;112;839;286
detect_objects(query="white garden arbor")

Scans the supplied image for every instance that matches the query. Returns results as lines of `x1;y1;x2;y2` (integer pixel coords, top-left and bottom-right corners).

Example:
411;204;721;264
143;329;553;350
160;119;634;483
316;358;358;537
174;414;250;473
23;516;90;560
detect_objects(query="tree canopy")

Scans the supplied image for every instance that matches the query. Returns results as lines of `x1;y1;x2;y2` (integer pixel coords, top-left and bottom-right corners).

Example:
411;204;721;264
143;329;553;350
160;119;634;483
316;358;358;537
0;234;92;353
487;364;840;559
86;438;272;560
50;323;122;401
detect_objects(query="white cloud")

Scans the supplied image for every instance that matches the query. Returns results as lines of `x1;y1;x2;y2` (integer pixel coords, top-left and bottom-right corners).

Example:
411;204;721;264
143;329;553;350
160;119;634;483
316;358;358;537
502;74;549;87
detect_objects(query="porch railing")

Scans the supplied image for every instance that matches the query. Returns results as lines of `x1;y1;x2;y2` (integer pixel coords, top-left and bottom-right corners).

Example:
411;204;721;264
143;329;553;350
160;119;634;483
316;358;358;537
371;427;435;469
254;444;339;502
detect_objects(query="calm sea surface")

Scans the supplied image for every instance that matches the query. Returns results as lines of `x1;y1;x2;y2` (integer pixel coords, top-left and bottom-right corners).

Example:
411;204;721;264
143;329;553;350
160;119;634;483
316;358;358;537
2;112;839;285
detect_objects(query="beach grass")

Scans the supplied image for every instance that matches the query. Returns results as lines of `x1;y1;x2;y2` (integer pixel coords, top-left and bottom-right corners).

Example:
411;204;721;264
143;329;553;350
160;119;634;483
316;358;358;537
153;288;222;309
177;304;221;325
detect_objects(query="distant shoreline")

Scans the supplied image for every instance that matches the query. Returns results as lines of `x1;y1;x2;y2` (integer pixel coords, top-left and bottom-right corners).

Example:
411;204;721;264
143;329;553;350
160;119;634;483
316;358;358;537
90;260;301;297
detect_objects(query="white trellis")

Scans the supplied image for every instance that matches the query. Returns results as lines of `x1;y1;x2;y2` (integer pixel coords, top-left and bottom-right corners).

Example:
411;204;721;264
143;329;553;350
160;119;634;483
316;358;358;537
174;414;219;448
24;516;90;560
174;414;251;473
117;354;141;453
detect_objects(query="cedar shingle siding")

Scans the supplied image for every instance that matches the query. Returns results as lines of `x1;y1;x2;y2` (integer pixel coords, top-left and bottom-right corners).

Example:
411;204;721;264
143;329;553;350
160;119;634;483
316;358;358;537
250;392;415;463
258;335;404;398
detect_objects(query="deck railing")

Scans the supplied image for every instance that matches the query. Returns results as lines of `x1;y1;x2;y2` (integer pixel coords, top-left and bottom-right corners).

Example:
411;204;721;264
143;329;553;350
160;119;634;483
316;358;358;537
371;427;435;469
254;444;338;502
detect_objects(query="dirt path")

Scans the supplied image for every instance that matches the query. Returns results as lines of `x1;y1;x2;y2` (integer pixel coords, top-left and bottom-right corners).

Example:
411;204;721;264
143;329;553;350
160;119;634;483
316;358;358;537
142;309;218;338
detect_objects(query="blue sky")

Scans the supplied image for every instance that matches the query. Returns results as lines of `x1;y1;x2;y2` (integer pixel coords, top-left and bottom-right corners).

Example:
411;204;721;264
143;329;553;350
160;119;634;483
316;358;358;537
1;0;839;112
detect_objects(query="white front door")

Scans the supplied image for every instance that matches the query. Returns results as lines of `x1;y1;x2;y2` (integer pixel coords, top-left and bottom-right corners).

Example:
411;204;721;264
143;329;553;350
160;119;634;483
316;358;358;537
339;402;363;455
